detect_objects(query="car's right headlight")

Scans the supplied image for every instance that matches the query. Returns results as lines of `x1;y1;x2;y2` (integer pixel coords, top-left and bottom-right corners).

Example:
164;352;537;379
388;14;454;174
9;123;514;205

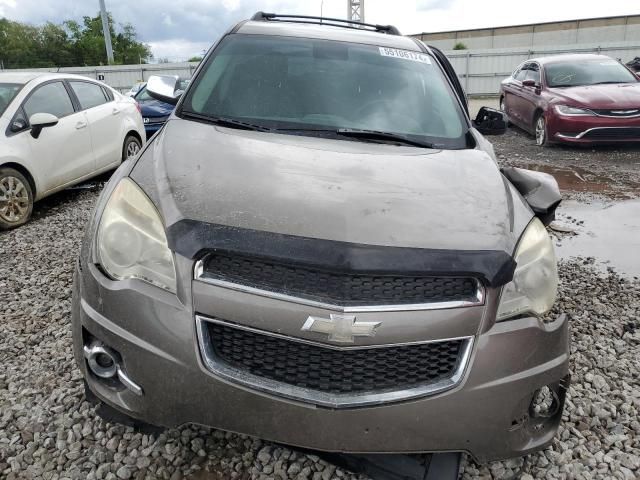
97;177;176;293
497;218;558;321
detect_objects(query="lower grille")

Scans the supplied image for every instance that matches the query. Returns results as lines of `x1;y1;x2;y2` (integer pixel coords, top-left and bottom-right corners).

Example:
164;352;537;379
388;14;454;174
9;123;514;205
201;320;465;396
583;127;640;139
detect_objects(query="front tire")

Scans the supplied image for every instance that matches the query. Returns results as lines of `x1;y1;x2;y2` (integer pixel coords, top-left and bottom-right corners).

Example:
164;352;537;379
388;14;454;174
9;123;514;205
0;167;34;230
535;114;548;146
122;135;142;162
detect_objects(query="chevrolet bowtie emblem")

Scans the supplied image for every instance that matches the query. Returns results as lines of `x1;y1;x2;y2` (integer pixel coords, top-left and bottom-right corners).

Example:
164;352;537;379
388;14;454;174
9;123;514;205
302;314;381;343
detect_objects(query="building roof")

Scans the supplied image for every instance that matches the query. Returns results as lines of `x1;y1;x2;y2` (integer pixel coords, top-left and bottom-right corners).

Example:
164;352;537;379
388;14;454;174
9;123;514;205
237;20;420;51
412;13;639;37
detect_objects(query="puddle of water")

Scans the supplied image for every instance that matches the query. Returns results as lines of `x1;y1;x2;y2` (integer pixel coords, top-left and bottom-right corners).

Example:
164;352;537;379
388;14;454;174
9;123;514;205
554;199;640;278
522;163;638;196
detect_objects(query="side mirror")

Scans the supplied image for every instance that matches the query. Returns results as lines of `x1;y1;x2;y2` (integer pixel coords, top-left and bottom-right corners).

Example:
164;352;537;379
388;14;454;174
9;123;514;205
502;167;562;226
29;112;59;139
522;79;536;87
146;75;182;105
473;107;507;136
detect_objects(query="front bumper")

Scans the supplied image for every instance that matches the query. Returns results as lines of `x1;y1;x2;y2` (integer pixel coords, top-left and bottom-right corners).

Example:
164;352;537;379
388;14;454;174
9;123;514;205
548;111;640;144
72;260;569;463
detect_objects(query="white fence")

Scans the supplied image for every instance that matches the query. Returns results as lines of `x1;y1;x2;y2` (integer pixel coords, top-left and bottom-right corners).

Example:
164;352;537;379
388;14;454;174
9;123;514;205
3;62;200;93
5;42;640;97
444;42;640;97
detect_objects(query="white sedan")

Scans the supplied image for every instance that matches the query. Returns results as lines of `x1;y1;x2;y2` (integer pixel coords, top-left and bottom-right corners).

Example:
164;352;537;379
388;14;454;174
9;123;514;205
0;72;145;229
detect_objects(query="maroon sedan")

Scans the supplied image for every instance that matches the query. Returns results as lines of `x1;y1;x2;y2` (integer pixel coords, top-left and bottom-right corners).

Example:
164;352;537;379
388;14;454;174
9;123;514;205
500;54;640;146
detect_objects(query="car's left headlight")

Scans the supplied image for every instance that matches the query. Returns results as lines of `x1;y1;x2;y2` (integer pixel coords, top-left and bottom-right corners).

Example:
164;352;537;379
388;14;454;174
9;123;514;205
97;177;176;293
555;105;594;116
497;218;558;321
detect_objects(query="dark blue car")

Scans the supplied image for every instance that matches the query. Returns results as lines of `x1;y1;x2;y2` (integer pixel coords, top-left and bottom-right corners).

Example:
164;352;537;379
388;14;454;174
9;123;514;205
135;80;188;138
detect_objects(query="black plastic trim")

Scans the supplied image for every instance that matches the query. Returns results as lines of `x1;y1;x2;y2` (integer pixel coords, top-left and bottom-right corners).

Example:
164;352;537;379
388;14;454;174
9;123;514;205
167;220;516;287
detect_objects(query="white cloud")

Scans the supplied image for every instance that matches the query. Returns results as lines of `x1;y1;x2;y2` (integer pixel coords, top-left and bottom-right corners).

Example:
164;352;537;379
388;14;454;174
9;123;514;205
0;0;17;17
1;0;639;60
147;39;211;61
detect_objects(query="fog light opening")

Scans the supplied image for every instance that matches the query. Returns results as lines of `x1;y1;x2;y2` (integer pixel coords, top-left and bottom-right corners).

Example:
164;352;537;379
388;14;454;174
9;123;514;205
84;343;119;379
95;352;115;369
82;340;144;396
530;385;560;419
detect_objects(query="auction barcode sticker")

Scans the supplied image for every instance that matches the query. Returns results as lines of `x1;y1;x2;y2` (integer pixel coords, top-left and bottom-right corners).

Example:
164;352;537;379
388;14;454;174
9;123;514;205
379;47;431;64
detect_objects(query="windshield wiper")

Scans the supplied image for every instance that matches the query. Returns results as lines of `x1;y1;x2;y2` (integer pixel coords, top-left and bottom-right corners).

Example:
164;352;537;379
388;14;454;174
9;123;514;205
591;81;629;85
336;128;437;149
181;111;270;131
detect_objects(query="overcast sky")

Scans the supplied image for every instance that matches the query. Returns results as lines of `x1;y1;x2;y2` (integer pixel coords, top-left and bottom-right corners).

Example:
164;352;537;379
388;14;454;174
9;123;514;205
0;0;638;61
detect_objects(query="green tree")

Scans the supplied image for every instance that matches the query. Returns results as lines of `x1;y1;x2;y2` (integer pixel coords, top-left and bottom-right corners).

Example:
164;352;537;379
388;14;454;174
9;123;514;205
453;42;468;51
188;56;203;62
0;12;151;68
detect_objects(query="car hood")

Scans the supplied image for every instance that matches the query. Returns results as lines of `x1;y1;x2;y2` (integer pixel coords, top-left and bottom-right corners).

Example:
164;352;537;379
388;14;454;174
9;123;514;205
131;119;531;262
139;99;173;117
549;82;640;109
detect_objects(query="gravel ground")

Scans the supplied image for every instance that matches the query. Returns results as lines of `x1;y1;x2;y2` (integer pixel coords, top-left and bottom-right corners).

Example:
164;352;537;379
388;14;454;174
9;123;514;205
1;132;639;479
492;127;640;201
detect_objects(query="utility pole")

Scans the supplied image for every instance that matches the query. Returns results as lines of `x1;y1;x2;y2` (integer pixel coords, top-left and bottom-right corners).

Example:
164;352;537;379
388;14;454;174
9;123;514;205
348;0;364;23
98;0;115;64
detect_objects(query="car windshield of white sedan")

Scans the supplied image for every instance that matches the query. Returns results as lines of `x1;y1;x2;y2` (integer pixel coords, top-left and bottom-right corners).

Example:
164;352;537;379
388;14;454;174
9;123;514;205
546;60;638;88
182;35;468;149
0;83;22;115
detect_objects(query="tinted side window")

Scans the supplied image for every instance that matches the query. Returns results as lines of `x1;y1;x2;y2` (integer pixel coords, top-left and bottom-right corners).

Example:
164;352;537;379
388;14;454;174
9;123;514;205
24;82;74;119
70;81;108;110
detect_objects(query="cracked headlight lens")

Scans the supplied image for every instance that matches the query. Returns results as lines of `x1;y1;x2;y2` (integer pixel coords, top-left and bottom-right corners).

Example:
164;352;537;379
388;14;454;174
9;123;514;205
497;218;558;321
97;177;176;293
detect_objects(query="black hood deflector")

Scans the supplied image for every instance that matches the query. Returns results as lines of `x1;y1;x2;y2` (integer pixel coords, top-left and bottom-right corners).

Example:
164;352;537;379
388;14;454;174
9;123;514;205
167;219;516;287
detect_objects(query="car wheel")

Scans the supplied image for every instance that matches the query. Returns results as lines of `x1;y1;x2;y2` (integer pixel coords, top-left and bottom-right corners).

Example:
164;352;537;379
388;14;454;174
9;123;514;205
122;135;142;162
535;114;548;146
0;167;34;230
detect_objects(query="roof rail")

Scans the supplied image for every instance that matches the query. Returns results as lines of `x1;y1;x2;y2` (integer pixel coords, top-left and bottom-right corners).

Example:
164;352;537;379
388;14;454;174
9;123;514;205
251;12;401;36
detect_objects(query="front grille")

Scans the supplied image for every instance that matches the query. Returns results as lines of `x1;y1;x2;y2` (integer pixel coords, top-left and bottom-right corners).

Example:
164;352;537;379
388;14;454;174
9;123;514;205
583;127;640;139
591;109;640;118
199;252;478;306
205;322;464;394
144;115;169;125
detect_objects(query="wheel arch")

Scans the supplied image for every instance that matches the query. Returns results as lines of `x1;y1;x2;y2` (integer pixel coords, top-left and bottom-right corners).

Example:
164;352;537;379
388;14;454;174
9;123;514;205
125;129;143;146
533;107;545;124
0;162;37;198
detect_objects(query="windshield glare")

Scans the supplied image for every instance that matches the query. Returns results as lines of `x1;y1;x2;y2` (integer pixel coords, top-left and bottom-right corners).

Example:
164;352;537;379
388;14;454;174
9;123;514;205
0;83;22;116
545;59;637;87
182;35;468;149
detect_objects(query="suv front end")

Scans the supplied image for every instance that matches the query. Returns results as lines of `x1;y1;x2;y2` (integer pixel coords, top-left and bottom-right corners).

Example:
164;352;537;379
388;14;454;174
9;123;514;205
72;15;569;464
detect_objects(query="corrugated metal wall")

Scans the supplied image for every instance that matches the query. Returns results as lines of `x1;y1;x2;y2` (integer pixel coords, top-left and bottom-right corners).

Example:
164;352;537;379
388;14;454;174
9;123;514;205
444;42;640;97
3;62;200;92
4;42;640;97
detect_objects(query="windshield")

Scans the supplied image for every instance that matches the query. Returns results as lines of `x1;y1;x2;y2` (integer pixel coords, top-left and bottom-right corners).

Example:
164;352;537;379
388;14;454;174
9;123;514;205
545;59;638;88
182;35;469;149
137;79;189;103
0;83;22;116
